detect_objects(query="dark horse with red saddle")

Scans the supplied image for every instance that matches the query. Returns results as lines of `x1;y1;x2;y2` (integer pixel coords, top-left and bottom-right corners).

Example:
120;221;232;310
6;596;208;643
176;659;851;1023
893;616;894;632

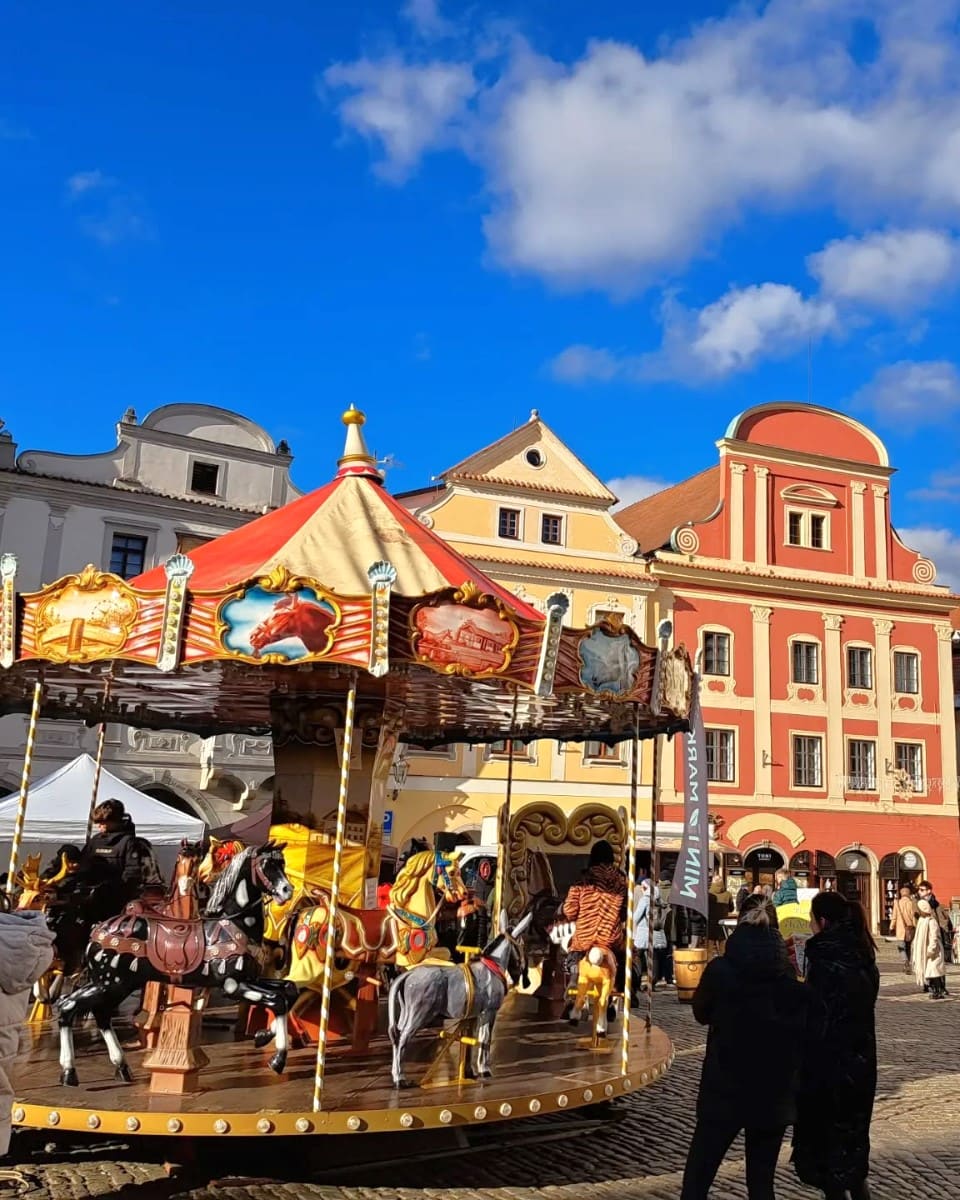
248;593;335;658
57;843;296;1086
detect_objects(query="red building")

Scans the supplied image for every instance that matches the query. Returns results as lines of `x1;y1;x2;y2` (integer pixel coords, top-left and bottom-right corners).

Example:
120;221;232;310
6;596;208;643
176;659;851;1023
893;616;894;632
618;402;960;930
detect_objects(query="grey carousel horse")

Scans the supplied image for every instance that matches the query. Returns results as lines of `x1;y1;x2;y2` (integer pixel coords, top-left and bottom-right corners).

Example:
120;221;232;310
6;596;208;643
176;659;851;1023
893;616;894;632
388;911;532;1088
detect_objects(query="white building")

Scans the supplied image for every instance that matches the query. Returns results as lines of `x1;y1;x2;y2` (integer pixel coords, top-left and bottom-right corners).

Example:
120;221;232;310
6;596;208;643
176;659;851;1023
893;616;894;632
0;404;302;826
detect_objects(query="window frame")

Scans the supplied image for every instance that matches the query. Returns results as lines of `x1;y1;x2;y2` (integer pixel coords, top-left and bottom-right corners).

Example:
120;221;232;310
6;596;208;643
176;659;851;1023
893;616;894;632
485;739;536;763
497;507;522;541
846;737;878;792
846;644;874;691
702;629;732;677
784;507;832;550
704;727;736;784
792;639;820;685
893;649;920;696
540;512;564;546
894;740;925;794
109;531;149;580
583;740;624;765
792;733;824;790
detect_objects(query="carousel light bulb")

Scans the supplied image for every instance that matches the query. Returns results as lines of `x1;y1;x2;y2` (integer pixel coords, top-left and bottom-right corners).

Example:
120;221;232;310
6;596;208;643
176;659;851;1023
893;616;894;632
213;1119;229;1134
87;1115;101;1129
399;1113;414;1128
257;1119;273;1134
295;1118;312;1133
126;1117;140;1132
438;1110;453;1125
346;1116;361;1131
498;1103;512;1117
166;1118;182;1133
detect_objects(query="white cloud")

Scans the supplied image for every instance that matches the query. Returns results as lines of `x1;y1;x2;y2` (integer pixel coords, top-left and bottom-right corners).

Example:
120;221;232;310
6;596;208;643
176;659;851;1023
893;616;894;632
549;283;837;385
606;475;671;509
548;344;623;383
66;169;112;197
323;58;476;182
65;170;152;244
908;467;960;503
403;0;454;39
808;228;960;312
896;527;960;590
852;360;960;424
326;2;960;291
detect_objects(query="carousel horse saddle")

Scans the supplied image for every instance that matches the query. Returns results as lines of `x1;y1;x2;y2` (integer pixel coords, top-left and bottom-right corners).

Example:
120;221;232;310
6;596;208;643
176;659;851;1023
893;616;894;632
94;915;206;980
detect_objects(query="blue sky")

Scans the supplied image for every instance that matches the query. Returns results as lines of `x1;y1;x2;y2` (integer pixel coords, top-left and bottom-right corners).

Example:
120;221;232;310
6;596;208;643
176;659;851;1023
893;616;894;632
5;0;960;581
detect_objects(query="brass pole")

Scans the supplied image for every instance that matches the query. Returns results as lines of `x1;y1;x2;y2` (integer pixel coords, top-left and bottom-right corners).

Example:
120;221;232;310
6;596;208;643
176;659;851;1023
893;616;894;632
6;681;43;894
621;707;640;1076
312;674;357;1111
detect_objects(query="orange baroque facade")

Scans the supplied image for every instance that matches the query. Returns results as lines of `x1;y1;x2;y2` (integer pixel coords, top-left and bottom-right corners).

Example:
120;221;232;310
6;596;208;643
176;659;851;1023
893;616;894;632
618;403;960;930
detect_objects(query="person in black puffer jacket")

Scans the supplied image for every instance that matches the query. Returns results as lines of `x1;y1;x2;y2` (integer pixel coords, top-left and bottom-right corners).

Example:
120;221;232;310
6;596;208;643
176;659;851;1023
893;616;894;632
792;892;879;1200
77;799;146;916
681;895;807;1200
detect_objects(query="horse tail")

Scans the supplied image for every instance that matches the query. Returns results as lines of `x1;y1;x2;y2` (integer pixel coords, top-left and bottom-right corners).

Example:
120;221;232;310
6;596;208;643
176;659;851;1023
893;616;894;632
387;972;406;1046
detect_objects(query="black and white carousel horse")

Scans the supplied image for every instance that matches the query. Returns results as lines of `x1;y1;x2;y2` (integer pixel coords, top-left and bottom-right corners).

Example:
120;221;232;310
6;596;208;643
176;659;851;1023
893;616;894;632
388;911;532;1088
57;842;297;1086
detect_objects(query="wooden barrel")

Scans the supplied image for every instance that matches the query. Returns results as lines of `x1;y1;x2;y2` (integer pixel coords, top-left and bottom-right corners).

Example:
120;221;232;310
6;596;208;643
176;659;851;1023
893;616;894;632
674;947;708;1003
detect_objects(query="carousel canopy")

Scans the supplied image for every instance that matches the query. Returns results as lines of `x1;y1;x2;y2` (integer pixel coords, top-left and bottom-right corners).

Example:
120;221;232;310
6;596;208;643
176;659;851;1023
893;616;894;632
133;407;540;620
0;753;205;848
0;409;694;745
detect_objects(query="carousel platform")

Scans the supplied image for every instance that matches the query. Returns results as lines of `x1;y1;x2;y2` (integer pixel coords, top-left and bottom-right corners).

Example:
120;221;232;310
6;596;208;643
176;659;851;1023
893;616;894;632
11;993;674;1138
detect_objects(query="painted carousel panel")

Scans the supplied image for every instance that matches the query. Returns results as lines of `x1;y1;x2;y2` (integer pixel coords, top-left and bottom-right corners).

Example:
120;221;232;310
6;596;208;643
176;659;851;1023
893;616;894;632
11;992;673;1136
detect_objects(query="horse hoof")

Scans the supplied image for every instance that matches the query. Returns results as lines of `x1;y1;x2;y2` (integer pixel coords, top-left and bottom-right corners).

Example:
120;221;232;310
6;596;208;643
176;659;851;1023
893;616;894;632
60;1069;78;1087
268;1051;287;1075
115;1065;133;1083
253;1030;275;1049
480;1070;492;1079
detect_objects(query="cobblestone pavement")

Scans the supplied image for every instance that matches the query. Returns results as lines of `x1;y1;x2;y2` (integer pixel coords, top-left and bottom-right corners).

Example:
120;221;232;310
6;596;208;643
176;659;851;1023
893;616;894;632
8;945;960;1198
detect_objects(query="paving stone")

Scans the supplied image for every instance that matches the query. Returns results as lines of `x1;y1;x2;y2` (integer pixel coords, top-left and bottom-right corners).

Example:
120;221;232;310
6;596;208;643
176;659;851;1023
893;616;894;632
11;947;960;1198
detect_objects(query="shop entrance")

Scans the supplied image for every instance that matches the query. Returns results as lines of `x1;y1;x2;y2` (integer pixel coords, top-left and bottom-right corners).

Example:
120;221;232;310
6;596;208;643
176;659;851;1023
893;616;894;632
743;846;786;891
789;849;837;891
879;850;926;934
835;849;872;911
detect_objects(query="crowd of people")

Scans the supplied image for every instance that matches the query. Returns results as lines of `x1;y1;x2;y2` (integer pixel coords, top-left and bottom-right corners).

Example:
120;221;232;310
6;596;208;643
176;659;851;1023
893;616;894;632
889;878;954;998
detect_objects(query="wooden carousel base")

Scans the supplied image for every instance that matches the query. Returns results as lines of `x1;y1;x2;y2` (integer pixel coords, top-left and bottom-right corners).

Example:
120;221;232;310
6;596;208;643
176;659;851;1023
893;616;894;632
11;994;673;1138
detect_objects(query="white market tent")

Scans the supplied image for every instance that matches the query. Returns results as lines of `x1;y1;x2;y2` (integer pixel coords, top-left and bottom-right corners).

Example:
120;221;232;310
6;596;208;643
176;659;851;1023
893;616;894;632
0;753;205;880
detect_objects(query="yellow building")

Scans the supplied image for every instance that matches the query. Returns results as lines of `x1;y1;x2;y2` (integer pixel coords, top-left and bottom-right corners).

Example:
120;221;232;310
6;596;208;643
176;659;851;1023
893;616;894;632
392;411;662;849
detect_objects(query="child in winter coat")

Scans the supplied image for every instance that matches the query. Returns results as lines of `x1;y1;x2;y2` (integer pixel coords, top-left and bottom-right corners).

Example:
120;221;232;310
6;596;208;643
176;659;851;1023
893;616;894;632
914;899;947;999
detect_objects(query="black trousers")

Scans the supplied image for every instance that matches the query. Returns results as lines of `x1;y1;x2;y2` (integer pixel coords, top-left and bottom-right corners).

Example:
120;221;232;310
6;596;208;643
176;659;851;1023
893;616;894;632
681;1117;786;1200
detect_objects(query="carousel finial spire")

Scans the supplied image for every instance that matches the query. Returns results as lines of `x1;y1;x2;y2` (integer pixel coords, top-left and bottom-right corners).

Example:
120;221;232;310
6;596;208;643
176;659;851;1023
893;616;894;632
337;405;382;480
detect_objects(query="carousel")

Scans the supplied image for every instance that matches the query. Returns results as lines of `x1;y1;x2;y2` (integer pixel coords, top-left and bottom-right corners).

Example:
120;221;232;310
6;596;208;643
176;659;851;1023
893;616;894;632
0;408;693;1139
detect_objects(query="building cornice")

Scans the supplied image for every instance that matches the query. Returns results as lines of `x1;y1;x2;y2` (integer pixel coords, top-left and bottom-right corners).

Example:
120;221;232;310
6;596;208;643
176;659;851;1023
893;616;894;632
117;420;293;469
715;438;895;480
654;556;956;612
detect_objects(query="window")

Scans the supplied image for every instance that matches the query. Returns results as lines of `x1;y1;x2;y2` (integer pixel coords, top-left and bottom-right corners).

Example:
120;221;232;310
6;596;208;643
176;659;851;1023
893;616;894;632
786;509;830;549
703;631;731;676
847;646;873;690
498;508;520;540
894;651;919;694
793;735;823;788
792;641;819;685
487;739;532;761
584;740;621;761
176;532;211;555
705;729;735;782
541;514;563;545
848;739;877;791
190;461;220;495
895;742;924;792
525;448;545;468
109;533;147;579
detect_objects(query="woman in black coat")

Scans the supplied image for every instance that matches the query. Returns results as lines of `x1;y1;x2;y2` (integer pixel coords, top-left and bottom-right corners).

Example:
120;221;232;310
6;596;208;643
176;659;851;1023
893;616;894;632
793;892;879;1200
681;896;807;1199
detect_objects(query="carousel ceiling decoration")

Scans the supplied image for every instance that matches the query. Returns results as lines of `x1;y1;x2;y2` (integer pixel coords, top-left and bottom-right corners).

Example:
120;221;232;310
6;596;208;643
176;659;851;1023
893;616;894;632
0;408;693;744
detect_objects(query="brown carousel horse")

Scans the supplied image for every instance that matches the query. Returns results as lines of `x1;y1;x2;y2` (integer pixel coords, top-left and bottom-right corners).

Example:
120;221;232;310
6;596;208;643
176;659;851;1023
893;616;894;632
249;593;335;658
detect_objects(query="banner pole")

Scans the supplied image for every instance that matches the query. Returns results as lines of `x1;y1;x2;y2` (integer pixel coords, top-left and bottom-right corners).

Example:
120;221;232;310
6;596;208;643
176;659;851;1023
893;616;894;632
645;730;661;1033
86;676;112;838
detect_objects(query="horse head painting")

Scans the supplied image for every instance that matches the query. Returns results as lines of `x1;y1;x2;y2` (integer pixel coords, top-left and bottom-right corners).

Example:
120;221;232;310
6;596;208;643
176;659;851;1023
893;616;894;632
248;592;336;659
57;842;297;1086
388;911;532;1088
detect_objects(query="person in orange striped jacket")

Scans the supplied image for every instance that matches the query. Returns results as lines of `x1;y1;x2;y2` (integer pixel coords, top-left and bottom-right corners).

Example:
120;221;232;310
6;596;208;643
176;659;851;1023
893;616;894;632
561;841;628;1020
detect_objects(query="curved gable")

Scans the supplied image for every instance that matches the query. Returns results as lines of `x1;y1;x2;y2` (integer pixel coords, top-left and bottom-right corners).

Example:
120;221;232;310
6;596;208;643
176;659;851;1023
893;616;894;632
726;403;889;467
142;404;276;454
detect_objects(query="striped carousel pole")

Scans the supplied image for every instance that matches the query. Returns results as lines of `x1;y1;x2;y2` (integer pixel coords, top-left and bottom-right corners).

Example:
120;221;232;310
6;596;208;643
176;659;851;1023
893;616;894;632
492;688;520;926
646;619;671;1032
6;679;43;894
312;672;358;1112
86;677;112;838
620;707;641;1077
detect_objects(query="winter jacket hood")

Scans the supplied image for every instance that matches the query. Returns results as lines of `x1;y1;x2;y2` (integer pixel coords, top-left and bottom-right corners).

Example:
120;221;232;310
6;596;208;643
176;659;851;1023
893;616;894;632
772;876;798;907
0;910;55;998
